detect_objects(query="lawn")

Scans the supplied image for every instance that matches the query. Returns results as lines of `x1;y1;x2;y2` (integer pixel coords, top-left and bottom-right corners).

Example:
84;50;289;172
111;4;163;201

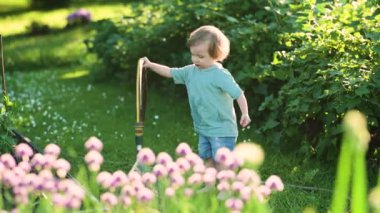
1;1;337;212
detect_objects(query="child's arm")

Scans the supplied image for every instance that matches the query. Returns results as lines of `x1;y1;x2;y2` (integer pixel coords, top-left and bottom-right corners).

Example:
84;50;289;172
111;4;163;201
142;57;172;78
236;93;251;127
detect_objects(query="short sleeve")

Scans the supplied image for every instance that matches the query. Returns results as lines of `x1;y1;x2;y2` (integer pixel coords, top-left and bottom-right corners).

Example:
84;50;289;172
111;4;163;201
170;65;193;85
215;70;242;99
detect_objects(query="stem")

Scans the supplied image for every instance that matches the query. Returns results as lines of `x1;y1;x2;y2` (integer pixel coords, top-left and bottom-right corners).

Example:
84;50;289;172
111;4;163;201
330;133;354;213
351;148;368;213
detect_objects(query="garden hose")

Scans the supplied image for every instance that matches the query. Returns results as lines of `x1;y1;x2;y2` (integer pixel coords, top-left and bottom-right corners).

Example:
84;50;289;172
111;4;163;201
0;35;7;102
131;58;148;172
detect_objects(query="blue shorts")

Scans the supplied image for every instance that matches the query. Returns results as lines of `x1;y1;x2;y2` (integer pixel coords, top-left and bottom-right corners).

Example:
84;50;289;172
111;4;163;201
198;134;237;160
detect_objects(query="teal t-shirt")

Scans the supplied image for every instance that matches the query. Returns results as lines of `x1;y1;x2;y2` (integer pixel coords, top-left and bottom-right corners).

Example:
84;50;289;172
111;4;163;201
170;64;242;137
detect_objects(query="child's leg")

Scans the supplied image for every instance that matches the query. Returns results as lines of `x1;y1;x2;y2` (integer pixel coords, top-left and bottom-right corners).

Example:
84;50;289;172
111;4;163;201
198;134;212;165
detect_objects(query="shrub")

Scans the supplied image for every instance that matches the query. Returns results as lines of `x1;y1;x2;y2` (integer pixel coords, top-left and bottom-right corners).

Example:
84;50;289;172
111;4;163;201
26;21;51;35
256;1;380;160
30;0;71;9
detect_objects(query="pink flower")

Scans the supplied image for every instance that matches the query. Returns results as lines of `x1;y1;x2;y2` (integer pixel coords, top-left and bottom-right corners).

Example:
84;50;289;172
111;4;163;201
203;169;217;185
217;170;236;181
128;171;142;183
240;186;252;201
84;150;103;172
176;157;191;173
142;173;157;185
132;181;145;194
12;167;26;179
101;192;118;206
153;164;168;178
2;170;19;187
226;156;243;170
44;143;61;157
166;162;179;175
170;173;185;187
84;136;103;152
185;152;203;166
188;173;202;185
257;185;271;198
97;171;112;188
225;198;244;211
176;142;192;156
136;187;154;202
43;154;56;169
30;153;46;170
54;159;71;178
0;162;5;173
137;148;155;166
165;187;175;197
122;185;136;197
110;170;128;189
14;143;34;160
1;153;16;168
184;188;193;197
217;181;230;192
215;147;231;164
193;164;206;173
232;181;244;192
265;175;284;192
67;184;85;200
52;193;67;207
237;169;261;185
156;152;173;166
121;196;132;207
66;198;82;209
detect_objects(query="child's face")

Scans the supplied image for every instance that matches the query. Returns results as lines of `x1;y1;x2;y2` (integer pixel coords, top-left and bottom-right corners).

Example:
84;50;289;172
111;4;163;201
190;41;217;69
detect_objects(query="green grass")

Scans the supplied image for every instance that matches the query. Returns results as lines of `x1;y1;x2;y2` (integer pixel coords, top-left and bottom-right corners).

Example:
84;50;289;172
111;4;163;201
8;67;196;172
1;1;336;212
0;0;28;13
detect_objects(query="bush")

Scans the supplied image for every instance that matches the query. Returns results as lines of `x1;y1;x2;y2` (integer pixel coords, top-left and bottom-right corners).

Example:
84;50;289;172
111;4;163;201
85;0;284;81
26;21;51;35
256;1;380;160
30;0;71;9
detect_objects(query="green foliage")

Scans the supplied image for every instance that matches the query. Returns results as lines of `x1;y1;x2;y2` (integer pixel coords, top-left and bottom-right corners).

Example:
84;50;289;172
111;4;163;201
26;21;51;35
0;95;16;154
256;1;380;159
86;0;285;81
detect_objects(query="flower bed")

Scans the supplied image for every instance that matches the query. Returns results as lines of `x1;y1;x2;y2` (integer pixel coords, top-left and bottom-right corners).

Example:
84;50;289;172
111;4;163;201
0;137;283;212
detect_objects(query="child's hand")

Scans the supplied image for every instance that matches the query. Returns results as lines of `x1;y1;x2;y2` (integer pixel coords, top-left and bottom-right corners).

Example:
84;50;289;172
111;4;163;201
141;57;151;68
240;114;251;128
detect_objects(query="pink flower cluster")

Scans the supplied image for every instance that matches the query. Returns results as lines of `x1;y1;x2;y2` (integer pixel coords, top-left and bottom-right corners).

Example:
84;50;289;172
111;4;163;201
92;141;284;212
0;138;284;212
0;142;84;210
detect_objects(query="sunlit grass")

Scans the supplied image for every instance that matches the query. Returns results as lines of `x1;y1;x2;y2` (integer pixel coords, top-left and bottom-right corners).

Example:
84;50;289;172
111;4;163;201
0;3;133;36
0;0;28;13
60;69;89;79
3;27;92;70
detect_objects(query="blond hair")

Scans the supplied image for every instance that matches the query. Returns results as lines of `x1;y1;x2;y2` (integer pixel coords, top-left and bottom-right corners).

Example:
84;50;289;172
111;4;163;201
187;25;230;61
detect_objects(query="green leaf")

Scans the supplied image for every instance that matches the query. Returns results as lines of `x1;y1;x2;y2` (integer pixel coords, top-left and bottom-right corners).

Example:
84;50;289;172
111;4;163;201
355;86;369;97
